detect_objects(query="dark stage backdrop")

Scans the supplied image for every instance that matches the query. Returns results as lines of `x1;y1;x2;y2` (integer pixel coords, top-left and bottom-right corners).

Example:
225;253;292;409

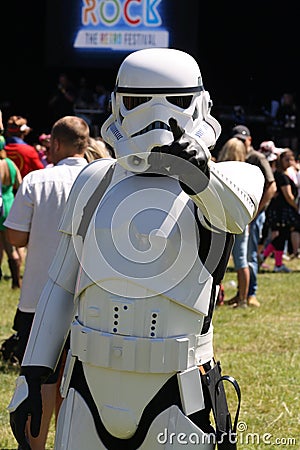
0;0;299;141
45;0;200;69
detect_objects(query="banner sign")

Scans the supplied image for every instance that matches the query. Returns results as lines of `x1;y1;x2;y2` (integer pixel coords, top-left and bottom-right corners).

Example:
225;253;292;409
46;0;199;68
73;0;169;51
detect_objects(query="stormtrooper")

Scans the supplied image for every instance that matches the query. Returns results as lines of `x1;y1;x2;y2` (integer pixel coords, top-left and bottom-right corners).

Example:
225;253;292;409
8;48;264;449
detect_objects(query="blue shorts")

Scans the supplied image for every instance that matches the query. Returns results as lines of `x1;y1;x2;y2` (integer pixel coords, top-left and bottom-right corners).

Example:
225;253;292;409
231;227;249;270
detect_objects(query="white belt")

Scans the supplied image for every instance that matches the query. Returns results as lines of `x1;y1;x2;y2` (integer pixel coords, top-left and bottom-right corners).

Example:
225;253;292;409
71;319;212;373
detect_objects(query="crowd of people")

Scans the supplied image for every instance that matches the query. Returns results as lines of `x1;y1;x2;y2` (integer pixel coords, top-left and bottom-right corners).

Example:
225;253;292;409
47;73;111;138
0;52;299;449
0;110;113;449
216;122;300;308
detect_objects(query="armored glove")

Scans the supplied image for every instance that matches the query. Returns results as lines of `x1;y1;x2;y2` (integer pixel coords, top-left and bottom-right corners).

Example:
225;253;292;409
8;365;52;450
149;117;210;194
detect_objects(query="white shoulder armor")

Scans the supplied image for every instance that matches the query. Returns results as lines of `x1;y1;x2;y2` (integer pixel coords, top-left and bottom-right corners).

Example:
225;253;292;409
191;160;264;233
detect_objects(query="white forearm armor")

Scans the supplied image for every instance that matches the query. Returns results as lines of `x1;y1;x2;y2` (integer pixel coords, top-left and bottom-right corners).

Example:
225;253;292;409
192;160;264;234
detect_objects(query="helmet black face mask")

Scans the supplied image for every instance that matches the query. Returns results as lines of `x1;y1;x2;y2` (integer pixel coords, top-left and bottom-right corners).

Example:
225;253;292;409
101;48;221;172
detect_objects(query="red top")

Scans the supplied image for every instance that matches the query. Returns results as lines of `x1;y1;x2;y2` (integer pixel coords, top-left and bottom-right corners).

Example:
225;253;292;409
5;143;44;177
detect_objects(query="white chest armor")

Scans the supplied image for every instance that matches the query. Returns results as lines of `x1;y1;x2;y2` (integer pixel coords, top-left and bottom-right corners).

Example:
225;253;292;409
75;173;212;342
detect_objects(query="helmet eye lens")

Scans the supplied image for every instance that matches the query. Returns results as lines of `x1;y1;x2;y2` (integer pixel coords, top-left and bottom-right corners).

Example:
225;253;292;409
122;95;193;110
166;95;193;109
123;96;152;110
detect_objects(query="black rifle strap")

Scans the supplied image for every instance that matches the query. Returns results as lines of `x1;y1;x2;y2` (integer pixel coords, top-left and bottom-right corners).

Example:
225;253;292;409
201;361;241;450
216;374;241;434
77;163;116;239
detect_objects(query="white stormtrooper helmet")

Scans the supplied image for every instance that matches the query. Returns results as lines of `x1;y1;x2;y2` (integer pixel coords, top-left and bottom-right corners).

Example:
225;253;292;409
101;48;221;172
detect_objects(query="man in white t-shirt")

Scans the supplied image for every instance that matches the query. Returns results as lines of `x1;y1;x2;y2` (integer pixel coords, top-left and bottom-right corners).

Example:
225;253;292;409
4;115;89;450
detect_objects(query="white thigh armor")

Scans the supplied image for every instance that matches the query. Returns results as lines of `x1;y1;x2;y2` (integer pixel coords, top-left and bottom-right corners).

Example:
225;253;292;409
55;389;214;449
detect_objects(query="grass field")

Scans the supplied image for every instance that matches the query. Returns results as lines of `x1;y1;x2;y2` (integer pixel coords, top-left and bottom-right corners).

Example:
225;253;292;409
0;256;300;449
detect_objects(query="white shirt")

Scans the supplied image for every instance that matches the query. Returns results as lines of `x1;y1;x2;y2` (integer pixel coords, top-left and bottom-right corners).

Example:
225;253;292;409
4;157;88;312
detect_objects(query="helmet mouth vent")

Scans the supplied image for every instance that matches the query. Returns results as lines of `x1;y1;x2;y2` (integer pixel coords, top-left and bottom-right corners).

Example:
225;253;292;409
132;121;170;137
